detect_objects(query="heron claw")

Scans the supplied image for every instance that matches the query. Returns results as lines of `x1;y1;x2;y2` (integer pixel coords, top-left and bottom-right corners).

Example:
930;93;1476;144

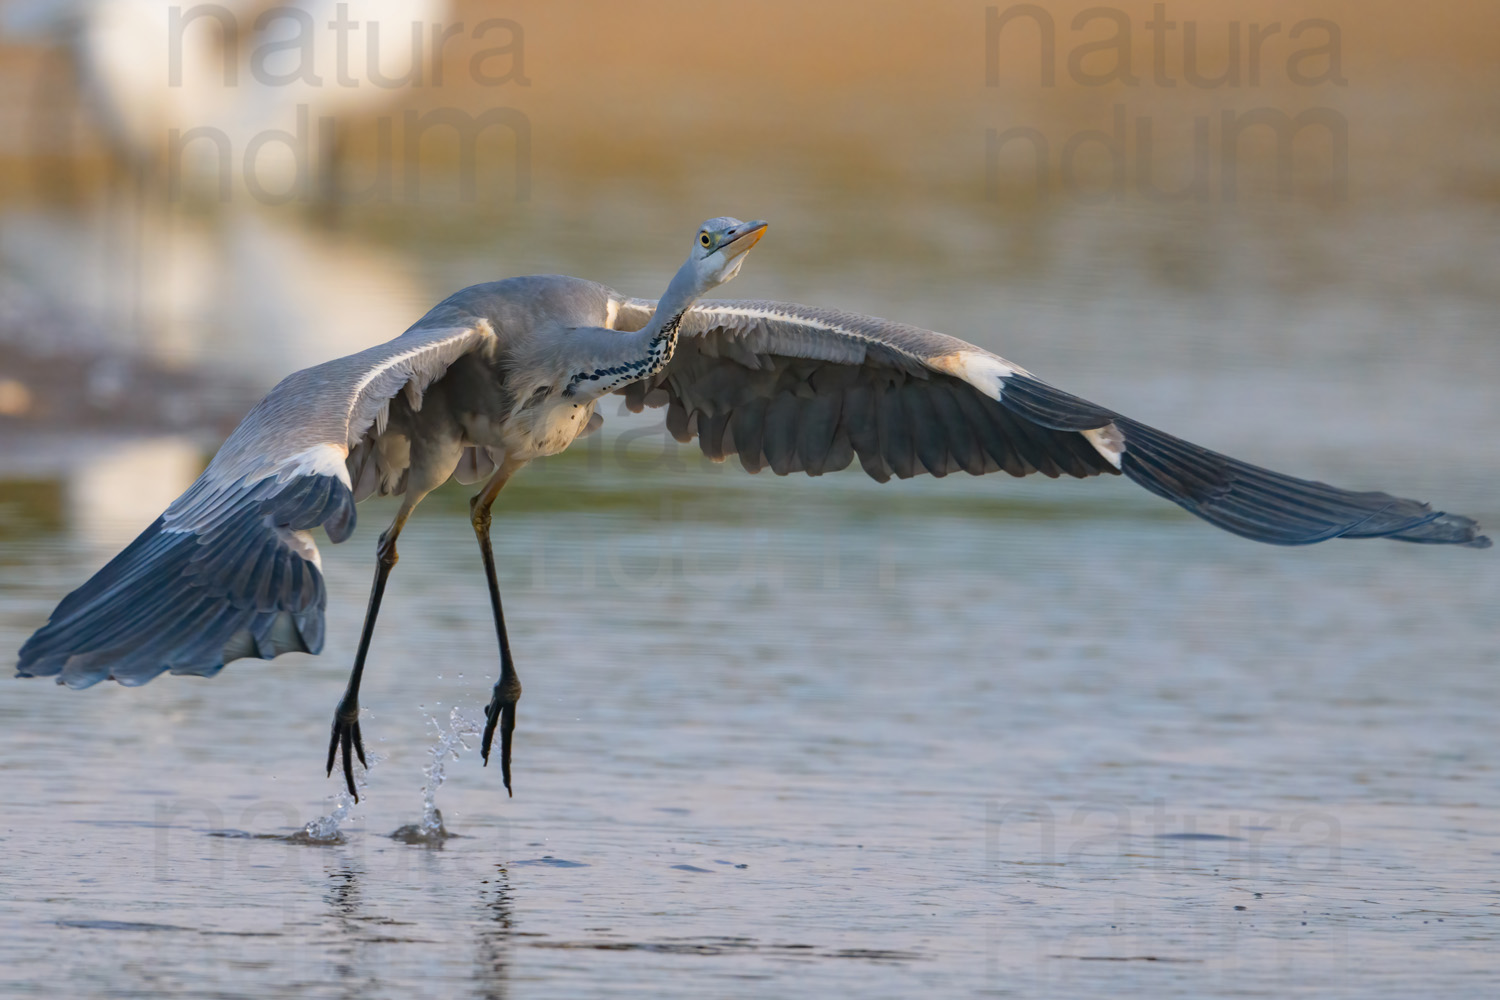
326;699;367;801
481;678;520;797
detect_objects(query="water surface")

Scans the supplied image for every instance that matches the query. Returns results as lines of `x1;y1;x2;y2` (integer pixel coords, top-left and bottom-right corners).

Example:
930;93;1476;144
2;441;1497;997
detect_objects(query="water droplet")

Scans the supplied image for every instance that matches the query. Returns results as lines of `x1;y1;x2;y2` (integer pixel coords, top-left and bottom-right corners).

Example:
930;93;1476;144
402;708;483;842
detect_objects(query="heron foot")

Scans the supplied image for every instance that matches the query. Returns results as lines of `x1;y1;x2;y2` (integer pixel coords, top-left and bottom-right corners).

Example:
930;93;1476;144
325;697;368;801
481;673;521;796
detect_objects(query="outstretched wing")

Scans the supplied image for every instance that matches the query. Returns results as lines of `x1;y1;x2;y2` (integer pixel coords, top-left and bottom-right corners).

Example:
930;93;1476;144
613;298;1489;549
17;319;496;688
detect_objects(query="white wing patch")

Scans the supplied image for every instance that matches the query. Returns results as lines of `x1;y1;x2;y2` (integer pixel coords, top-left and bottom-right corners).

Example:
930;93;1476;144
1082;424;1126;469
277;526;324;571
277;442;354;487
930;350;1026;400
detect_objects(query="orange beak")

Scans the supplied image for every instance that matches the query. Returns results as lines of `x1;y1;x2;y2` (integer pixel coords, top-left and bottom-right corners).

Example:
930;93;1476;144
720;220;768;259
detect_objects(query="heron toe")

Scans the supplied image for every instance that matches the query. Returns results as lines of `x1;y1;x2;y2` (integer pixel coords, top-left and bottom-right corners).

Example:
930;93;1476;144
482;674;521;796
326;699;368;801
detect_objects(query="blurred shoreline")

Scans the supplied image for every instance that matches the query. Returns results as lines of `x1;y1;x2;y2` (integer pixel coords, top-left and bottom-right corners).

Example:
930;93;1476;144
0;0;1493;541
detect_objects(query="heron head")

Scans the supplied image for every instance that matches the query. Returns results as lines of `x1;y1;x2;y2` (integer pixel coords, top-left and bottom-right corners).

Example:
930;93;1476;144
688;217;768;290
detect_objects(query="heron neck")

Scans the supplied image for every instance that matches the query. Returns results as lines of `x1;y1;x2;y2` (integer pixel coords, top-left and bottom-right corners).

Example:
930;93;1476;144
563;261;702;398
630;263;701;373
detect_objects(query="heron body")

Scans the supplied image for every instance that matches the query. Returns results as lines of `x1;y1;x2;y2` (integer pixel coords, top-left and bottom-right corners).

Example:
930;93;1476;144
16;217;1489;800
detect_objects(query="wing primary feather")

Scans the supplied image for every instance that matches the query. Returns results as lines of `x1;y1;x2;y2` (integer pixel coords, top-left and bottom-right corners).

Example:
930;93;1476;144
17;473;355;687
797;391;841;476
698;410;731;462
929;384;985;476
823;430;855;475
842;382;890;482
1113;415;1489;547
903;384;951;478
665;396;693;443
877;382;918;480
731;397;769;474
763;393;802;476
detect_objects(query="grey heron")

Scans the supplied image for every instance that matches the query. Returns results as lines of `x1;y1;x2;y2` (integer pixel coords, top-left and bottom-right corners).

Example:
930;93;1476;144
15;216;1490;801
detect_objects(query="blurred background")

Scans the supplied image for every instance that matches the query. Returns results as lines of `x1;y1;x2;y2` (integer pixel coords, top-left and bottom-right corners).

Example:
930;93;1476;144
0;0;1495;539
1;5;1498;994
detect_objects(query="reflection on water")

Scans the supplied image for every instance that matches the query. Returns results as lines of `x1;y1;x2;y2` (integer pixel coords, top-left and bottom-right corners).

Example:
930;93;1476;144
475;874;515;1000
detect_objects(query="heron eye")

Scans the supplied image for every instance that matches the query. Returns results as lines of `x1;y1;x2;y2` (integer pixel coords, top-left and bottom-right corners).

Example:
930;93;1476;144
699;232;712;248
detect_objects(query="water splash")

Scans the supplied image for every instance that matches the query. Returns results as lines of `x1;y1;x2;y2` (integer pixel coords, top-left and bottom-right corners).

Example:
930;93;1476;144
293;750;383;845
390;706;481;845
296;790;356;844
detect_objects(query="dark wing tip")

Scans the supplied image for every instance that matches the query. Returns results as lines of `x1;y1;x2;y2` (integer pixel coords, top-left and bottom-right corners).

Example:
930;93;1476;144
1109;415;1488;548
1389;511;1491;549
15;473;351;688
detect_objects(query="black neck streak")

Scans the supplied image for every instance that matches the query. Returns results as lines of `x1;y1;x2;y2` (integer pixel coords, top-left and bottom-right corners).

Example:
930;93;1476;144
564;310;684;397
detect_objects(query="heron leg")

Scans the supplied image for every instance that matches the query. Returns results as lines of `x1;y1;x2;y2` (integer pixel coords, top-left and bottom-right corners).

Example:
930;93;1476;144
471;461;523;795
326;507;411;801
